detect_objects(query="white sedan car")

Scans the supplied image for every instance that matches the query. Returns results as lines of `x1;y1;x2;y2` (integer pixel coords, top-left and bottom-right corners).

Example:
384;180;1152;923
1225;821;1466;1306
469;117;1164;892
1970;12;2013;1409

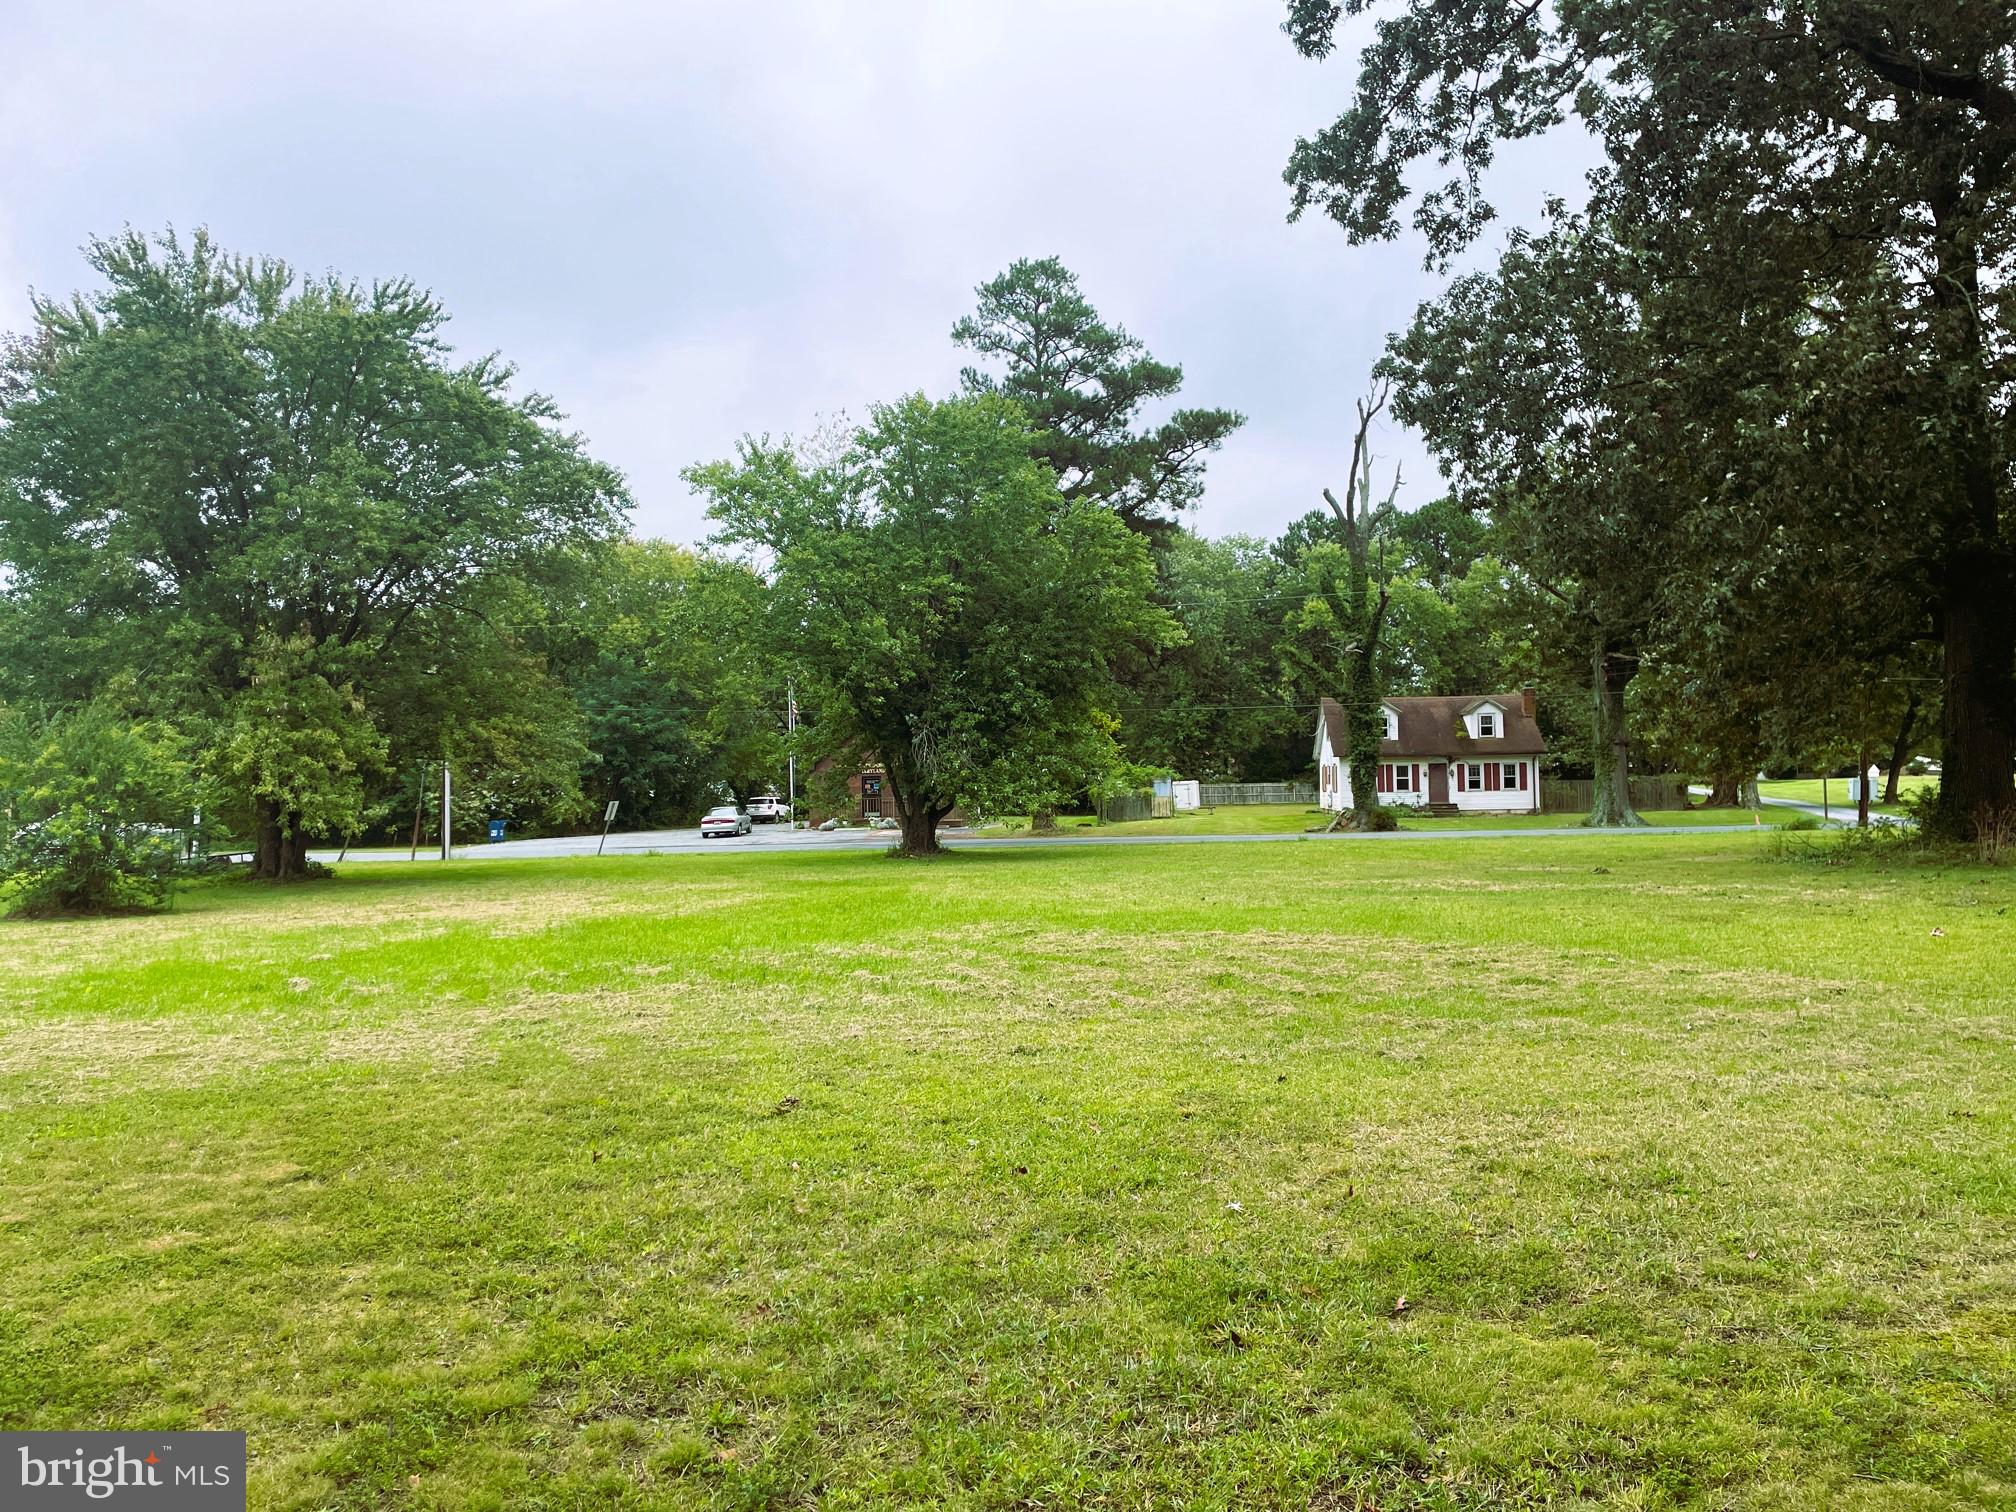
699;804;752;838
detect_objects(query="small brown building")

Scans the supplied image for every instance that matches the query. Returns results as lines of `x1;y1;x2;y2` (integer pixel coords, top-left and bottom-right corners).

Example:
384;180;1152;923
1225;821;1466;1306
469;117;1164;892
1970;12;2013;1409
805;757;965;827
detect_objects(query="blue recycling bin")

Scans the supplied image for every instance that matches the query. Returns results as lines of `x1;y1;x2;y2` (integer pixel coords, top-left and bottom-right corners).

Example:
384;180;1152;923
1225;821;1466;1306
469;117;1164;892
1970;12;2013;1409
487;819;506;842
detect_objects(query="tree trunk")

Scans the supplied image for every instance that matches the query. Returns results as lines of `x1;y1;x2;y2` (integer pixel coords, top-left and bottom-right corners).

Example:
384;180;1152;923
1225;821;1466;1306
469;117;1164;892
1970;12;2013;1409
1342;543;1388;827
884;763;948;857
250;797;314;880
1926;182;2016;838
1585;636;1647;828
1936;591;2016;837
1319;412;1394;830
1706;773;1742;807
1030;809;1058;833
1856;741;1872;829
1882;692;1919;805
893;797;947;857
1346;669;1382;827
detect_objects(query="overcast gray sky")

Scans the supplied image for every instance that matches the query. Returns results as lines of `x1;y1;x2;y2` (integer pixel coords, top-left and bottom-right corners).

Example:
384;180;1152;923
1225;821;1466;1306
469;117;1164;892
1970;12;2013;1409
0;0;1595;546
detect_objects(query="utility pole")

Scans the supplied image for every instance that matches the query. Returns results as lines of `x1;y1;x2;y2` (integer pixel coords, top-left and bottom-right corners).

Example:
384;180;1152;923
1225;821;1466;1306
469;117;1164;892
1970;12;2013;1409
440;762;452;861
786;678;798;823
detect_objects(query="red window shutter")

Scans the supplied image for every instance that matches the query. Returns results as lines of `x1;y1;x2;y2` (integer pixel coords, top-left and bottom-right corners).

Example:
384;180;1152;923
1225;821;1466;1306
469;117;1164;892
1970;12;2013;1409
1487;763;1499;791
1454;764;1464;792
1377;763;1387;793
1519;762;1529;791
1412;764;1420;793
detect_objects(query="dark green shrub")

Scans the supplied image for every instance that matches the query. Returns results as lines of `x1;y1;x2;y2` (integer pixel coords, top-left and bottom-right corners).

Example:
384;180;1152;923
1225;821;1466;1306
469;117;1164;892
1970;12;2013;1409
1;704;195;917
1898;783;1944;833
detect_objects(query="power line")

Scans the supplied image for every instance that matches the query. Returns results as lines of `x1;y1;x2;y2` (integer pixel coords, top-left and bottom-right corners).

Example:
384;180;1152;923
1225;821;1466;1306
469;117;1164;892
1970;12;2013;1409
1109;701;1322;712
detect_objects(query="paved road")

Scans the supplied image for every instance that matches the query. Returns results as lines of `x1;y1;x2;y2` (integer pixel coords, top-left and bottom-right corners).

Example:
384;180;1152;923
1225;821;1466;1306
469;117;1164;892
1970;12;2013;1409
1764;797;1908;826
313;822;886;864
312;818;1775;865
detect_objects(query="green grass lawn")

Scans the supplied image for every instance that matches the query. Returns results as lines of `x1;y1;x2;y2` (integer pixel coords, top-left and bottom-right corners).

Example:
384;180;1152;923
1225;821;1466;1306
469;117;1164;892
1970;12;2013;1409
3;836;2012;1508
1758;776;1936;818
977;804;1324;837
1397;806;1796;831
977;804;1795;838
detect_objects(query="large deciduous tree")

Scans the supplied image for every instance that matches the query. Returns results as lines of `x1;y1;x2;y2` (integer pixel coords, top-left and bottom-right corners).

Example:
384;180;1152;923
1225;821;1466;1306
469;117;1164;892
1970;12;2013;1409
0;229;626;876
1382;224;1674;825
1280;0;2016;836
691;394;1174;856
953;257;1245;538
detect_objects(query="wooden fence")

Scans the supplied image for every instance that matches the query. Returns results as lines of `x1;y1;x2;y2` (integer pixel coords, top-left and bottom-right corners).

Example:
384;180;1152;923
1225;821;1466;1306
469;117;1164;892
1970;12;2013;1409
1539;775;1692;813
1197;782;1318;807
1098;793;1176;823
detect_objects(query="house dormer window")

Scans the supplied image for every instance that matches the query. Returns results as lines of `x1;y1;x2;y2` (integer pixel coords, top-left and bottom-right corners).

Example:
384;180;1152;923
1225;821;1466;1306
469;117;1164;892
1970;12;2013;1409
1384;710;1398;740
1477;710;1498;738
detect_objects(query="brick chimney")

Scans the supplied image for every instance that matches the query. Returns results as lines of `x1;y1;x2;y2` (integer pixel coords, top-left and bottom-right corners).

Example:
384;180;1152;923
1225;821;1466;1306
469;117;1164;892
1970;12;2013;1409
1521;686;1536;718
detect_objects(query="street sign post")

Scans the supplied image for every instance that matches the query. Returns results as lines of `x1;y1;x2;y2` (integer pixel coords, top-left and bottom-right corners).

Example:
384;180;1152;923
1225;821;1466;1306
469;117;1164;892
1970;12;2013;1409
598;799;619;855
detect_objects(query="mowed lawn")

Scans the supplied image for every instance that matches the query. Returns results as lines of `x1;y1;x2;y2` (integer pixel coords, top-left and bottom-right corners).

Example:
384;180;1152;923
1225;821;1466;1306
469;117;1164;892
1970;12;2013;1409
978;804;1795;839
2;836;2012;1509
1757;777;1938;818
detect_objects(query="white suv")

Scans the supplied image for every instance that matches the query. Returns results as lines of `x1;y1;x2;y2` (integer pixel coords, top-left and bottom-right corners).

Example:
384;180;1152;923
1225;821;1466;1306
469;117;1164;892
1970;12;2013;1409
747;794;790;823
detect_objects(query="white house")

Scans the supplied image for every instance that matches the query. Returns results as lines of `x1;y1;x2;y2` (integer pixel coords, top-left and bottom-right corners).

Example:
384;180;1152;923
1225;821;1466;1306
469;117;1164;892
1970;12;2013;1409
1314;690;1546;814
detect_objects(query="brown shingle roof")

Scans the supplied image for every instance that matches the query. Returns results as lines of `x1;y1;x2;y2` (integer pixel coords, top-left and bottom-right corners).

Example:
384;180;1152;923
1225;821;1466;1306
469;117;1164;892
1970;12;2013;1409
1318;693;1546;759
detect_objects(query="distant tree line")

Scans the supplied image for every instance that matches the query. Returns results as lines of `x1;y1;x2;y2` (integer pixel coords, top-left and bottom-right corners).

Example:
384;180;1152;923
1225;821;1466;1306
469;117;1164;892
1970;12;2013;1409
0;212;1976;906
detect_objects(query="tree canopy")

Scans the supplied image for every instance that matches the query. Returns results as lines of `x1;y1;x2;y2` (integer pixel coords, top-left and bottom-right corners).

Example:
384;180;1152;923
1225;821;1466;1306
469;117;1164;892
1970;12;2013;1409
953;257;1245;538
0;228;627;875
691;393;1175;854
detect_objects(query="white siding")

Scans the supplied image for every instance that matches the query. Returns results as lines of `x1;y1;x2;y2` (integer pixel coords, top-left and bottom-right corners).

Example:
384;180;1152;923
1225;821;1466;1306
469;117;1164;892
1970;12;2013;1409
1449;757;1539;813
1314;721;1345;811
1378;760;1429;807
1464;702;1506;739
